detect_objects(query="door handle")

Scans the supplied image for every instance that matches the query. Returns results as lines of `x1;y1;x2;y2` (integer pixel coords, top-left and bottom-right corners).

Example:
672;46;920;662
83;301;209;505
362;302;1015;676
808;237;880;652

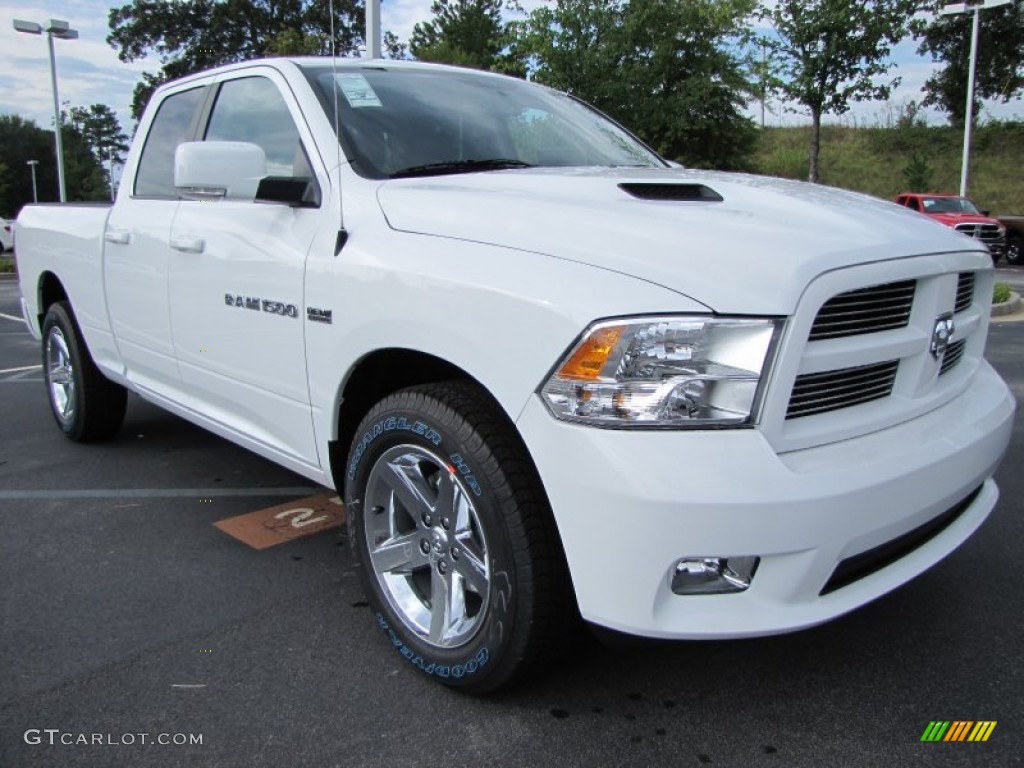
170;236;205;254
104;230;131;245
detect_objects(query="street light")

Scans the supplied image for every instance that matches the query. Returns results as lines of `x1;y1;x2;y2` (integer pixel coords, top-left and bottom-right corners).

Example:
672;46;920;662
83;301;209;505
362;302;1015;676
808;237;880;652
13;18;79;203
939;0;1013;197
26;160;39;203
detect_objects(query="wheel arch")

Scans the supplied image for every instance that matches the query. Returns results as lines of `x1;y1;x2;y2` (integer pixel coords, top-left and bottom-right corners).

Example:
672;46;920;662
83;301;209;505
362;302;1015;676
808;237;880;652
330;347;528;492
37;271;69;332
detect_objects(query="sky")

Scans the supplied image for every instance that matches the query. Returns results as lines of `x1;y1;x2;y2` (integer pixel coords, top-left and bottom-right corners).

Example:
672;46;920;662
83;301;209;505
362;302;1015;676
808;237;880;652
0;0;1021;145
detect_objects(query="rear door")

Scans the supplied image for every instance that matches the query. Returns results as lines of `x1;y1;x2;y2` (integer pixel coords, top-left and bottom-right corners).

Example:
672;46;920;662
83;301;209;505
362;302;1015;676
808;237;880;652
167;68;327;467
104;84;207;397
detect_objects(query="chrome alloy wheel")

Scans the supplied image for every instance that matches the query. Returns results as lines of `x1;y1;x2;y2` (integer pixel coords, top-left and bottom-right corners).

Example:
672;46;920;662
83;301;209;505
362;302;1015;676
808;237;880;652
363;444;491;649
46;326;76;424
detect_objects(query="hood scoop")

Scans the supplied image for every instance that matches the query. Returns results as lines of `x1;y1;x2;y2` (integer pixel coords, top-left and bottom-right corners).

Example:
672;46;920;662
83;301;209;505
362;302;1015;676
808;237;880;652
618;182;723;202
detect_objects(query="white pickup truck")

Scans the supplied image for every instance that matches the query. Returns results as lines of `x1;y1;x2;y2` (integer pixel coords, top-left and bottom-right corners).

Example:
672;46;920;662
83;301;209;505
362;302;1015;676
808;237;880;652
16;58;1015;692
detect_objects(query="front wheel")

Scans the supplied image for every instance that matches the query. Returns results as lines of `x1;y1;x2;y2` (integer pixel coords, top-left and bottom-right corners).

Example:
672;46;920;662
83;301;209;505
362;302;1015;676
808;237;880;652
344;382;573;692
1006;233;1024;266
42;301;127;442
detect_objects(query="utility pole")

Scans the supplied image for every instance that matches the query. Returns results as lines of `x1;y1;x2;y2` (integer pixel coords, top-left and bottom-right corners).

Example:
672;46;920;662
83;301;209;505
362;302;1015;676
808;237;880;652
939;0;1013;197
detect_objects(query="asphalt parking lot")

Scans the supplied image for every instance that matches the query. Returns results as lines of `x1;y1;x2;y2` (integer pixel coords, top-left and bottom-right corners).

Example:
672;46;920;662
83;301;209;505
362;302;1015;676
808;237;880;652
1;275;1023;768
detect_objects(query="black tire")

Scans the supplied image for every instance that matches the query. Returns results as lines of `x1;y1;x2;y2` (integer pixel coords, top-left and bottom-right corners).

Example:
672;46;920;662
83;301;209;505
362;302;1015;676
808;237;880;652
41;301;127;442
344;381;574;692
1006;233;1024;266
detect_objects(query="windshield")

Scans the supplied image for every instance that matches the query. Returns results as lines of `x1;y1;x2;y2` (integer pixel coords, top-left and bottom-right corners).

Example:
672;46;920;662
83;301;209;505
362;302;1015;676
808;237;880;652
921;196;981;214
302;65;665;179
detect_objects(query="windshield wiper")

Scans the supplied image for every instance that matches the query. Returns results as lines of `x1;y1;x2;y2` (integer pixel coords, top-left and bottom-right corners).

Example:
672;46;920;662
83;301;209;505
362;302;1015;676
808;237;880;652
389;159;533;179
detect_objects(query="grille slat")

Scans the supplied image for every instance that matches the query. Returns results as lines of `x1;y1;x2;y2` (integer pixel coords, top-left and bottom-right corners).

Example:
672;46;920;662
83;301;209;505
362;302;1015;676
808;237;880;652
809;281;915;340
955;272;974;313
788;385;897;415
939;338;967;375
790;378;896;405
787;360;899;419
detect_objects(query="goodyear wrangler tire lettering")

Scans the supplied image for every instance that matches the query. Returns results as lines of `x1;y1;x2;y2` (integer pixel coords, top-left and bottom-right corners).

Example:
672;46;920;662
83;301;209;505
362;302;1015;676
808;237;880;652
345;382;572;693
347;416;442;481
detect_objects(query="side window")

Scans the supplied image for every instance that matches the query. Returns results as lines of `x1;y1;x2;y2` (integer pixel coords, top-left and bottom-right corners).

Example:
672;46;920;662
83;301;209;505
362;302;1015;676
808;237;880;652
205;77;314;187
134;87;205;198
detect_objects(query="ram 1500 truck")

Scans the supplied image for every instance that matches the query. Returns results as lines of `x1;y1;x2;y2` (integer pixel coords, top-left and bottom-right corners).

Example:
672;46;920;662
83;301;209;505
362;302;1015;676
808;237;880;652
16;58;1015;692
895;192;1007;262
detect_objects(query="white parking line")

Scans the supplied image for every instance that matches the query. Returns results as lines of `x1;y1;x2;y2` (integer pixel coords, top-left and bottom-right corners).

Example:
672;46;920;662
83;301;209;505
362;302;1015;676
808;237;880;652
0;311;24;323
0;487;321;500
0;364;41;374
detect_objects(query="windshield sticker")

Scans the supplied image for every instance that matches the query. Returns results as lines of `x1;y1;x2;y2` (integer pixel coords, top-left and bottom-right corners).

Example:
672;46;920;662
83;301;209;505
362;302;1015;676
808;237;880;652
337;74;383;108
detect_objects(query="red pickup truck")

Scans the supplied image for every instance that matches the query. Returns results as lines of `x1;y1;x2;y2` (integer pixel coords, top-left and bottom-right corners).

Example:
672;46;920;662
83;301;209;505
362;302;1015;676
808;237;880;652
896;193;1007;263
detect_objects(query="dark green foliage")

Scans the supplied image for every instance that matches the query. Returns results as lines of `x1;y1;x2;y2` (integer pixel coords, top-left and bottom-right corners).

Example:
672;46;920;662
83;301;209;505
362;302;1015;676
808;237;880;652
515;0;758;170
66;104;131;165
913;1;1024;124
410;0;520;74
902;153;933;193
0;115;108;216
107;0;366;119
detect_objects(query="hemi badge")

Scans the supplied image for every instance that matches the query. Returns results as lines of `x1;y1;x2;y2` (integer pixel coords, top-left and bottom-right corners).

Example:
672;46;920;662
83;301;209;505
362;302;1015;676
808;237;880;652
307;307;333;324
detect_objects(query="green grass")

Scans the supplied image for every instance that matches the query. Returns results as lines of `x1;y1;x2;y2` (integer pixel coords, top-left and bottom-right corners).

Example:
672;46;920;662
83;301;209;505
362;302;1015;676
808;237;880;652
752;121;1024;215
994;282;1011;304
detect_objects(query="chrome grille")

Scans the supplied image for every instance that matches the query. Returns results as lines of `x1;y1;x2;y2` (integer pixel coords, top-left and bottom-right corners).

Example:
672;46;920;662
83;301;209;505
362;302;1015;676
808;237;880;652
939;339;967;376
786;360;899;420
954;272;974;313
954;223;1002;246
808;280;916;340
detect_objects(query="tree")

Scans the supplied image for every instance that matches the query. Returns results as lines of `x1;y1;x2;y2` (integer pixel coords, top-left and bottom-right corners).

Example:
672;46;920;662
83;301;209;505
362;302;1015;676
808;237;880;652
0;115;107;216
758;0;917;182
409;0;519;73
902;153;933;192
108;0;366;120
66;104;131;166
515;0;758;170
914;2;1024;124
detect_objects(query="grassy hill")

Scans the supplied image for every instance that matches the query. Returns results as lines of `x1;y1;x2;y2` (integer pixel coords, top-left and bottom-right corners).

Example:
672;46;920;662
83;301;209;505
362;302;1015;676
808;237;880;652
752;121;1024;215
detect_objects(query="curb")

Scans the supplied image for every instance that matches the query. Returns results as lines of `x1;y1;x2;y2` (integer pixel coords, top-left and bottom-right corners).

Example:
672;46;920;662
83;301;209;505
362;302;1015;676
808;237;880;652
991;291;1021;317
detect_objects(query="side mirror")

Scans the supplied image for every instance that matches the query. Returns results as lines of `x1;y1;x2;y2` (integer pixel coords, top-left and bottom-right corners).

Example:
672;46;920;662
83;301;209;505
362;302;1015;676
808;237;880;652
175;141;266;200
981;210;990;217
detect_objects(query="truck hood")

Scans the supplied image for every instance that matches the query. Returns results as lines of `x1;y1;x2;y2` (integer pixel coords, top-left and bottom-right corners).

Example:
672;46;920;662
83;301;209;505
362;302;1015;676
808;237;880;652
376;167;981;315
926;212;1001;228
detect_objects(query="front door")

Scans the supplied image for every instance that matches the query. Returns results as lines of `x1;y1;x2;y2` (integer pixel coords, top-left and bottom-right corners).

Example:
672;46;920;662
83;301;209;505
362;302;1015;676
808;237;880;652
168;70;326;467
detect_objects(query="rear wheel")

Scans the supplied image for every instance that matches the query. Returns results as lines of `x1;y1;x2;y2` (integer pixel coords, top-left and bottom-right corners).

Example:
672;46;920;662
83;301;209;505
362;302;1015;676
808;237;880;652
1006;233;1024;266
42;301;127;442
344;382;573;692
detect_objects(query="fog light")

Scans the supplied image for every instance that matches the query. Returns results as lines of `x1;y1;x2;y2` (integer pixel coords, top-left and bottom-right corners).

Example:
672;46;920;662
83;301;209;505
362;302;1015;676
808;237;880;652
671;556;759;595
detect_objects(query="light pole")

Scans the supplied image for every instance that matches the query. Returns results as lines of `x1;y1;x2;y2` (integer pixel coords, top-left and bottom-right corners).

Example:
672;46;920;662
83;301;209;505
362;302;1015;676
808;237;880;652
939;0;1013;197
107;147;115;201
366;0;381;58
13;18;79;203
26;160;39;203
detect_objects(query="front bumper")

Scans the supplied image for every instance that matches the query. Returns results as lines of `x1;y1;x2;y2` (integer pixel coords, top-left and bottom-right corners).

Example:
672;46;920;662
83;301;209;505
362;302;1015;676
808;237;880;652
516;360;1014;639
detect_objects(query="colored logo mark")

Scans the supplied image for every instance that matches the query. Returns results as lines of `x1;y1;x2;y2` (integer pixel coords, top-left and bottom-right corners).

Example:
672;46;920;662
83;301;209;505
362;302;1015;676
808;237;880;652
920;721;997;742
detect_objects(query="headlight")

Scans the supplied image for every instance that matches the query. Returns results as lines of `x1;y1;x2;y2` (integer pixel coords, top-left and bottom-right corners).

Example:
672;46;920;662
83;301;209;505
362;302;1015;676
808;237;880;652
540;316;781;428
